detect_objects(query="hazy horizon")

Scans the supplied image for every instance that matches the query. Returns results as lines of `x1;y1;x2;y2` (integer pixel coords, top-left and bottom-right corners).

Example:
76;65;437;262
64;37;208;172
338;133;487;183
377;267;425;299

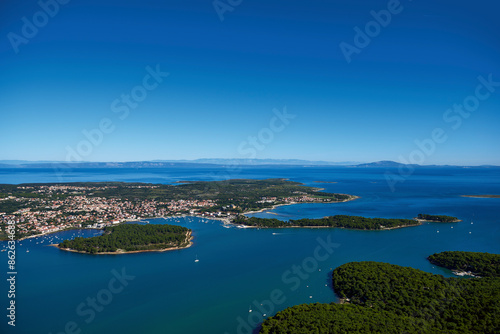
1;158;499;167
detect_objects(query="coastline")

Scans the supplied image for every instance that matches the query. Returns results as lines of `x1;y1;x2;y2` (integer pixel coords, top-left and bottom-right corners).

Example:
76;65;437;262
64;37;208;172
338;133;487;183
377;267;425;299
414;218;461;223
452;270;480;278
9;195;360;241
17;227;96;241
237;223;422;230
54;230;193;255
243;195;359;216
379;222;423;230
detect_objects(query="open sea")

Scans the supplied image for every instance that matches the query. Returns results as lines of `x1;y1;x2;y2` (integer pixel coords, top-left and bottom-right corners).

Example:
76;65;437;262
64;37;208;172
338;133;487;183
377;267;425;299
1;166;499;334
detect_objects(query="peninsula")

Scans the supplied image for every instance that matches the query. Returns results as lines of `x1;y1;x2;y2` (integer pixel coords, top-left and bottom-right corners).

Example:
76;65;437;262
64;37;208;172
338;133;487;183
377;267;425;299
428;251;500;278
233;215;422;230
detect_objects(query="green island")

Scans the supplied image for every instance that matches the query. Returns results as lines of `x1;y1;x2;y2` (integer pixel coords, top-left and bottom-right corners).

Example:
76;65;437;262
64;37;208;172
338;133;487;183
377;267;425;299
428;251;500;278
461;195;500;198
0;179;356;239
233;215;421;229
261;253;500;333
58;224;191;254
416;214;460;222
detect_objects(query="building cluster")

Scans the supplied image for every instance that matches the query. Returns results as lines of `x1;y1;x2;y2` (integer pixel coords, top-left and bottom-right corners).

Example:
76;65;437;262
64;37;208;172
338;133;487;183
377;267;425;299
285;195;333;203
259;195;333;203
0;184;336;238
0;185;218;237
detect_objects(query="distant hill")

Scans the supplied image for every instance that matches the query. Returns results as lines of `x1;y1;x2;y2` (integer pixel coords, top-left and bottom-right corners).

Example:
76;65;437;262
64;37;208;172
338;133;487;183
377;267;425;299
355;161;500;168
0;159;497;168
1;161;219;169
0;159;359;168
154;159;359;166
354;160;419;168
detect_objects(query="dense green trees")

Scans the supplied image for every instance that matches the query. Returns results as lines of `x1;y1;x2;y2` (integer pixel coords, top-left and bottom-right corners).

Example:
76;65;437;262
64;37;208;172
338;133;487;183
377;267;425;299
0;199;26;214
261;260;500;333
261;303;421;334
59;224;190;253
428;251;500;278
417;214;458;222
86;179;352;211
234;215;420;229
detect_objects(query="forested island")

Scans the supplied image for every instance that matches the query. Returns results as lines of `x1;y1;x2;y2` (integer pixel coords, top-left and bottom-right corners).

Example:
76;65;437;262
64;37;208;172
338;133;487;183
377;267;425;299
428;251;500;278
461;195;500;198
416;214;460;222
58;224;191;254
234;215;421;229
261;254;500;333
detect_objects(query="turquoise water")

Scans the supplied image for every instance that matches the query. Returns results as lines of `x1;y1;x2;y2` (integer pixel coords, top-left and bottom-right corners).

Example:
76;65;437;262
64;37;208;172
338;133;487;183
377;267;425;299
1;167;499;334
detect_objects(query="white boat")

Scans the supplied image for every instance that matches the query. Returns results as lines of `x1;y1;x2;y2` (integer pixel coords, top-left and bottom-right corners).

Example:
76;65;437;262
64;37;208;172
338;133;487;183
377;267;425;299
194;255;199;263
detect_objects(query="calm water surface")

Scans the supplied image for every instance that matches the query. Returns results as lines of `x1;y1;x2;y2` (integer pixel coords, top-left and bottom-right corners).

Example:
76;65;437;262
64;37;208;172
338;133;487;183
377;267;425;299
0;166;499;334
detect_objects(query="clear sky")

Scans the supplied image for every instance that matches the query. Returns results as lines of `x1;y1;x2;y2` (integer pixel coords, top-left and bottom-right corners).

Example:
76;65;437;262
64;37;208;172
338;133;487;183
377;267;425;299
1;0;499;165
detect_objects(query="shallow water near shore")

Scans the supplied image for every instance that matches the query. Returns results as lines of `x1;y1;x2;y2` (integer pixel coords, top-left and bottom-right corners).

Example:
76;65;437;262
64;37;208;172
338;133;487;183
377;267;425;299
1;166;499;334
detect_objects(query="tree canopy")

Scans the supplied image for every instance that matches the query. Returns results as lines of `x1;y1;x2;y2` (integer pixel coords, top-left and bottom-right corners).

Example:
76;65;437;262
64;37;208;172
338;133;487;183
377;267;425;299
417;214;459;222
58;223;190;254
235;215;420;229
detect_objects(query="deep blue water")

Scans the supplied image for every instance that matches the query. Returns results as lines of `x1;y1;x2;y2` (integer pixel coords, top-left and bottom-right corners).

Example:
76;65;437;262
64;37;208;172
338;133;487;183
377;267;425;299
1;166;499;334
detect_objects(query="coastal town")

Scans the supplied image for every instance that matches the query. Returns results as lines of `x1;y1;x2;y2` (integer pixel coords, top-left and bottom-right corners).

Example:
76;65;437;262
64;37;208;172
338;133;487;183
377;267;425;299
0;181;351;239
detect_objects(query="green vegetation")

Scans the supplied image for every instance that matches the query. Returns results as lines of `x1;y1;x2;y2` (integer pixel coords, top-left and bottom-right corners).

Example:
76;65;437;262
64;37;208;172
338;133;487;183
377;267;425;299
428;251;500;278
261;303;420;334
86;179;351;212
0;199;25;214
261;260;500;333
234;215;420;229
417;214;459;222
58;224;191;254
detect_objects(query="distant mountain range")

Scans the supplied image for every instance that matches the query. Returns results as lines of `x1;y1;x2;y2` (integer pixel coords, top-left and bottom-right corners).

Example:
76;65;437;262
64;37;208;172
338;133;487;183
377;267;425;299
0;159;358;168
153;159;360;166
354;160;417;168
0;159;497;168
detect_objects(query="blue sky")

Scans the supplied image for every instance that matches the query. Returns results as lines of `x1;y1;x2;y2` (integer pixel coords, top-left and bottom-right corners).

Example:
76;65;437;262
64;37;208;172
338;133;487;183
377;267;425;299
1;0;499;165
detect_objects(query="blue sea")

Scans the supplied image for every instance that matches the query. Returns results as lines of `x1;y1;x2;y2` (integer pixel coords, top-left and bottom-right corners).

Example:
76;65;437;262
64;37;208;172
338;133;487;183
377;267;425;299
1;166;499;334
